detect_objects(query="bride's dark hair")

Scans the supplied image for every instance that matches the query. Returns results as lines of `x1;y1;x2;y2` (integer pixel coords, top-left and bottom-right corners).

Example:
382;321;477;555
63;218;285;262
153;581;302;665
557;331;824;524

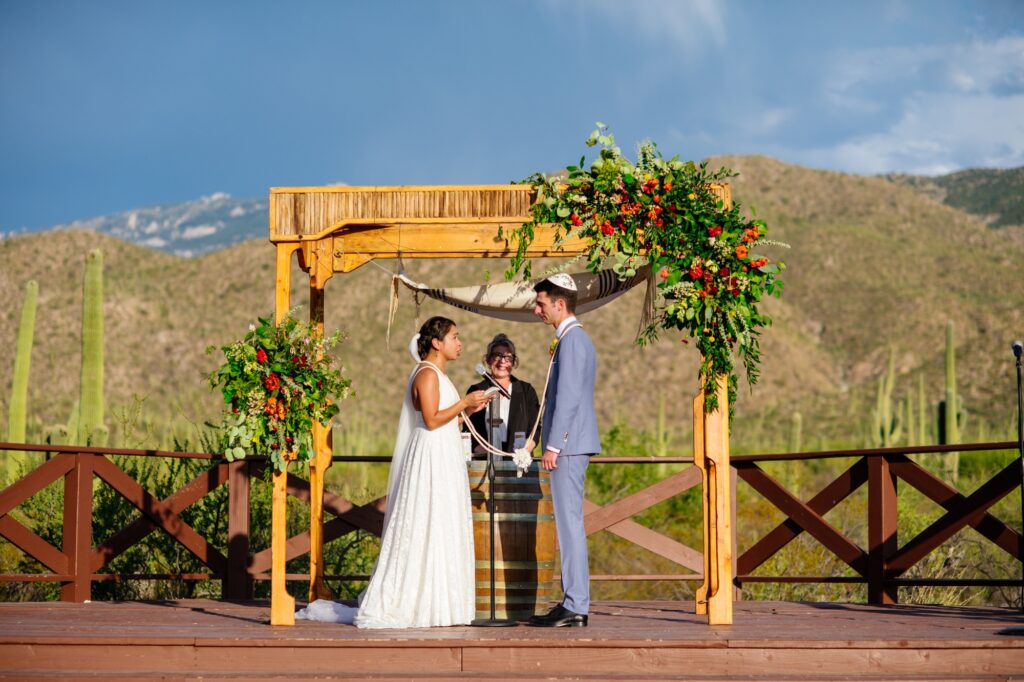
417;316;456;359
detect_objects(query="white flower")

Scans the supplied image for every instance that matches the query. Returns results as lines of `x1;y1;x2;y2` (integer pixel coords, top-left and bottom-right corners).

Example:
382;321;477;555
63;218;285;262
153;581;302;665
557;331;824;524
511;448;533;477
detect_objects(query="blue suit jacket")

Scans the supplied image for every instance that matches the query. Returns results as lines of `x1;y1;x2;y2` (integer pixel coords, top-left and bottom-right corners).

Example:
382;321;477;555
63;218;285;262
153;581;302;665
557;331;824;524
542;323;601;456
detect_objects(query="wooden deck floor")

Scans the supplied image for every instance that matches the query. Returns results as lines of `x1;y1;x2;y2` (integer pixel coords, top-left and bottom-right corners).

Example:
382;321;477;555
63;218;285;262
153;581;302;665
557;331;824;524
1;599;1023;680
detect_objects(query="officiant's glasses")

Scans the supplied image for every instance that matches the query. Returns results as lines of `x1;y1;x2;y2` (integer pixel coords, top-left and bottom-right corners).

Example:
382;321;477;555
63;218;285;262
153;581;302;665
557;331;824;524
488;352;516;364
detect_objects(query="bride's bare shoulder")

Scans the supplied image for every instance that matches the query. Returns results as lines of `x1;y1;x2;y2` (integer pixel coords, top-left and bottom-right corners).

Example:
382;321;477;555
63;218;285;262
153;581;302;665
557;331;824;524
412;363;440;388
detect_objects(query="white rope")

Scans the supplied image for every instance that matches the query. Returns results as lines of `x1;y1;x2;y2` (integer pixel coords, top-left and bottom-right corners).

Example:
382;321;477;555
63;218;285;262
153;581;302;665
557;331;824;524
459;325;578;476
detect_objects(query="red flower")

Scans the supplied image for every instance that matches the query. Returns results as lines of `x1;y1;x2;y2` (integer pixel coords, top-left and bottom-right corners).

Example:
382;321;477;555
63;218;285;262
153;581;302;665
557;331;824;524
708;226;722;238
689;266;703;280
663;181;673;191
601;220;614;236
652;195;661;204
719;267;730;277
256;348;268;364
264;374;281;391
570;213;583;227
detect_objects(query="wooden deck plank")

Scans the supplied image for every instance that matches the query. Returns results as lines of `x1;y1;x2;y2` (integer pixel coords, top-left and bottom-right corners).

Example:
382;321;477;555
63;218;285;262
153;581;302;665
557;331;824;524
0;600;1022;678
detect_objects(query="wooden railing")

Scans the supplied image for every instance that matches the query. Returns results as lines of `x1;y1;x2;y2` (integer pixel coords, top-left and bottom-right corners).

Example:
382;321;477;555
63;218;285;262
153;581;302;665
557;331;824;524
733;442;1022;603
0;441;1020;604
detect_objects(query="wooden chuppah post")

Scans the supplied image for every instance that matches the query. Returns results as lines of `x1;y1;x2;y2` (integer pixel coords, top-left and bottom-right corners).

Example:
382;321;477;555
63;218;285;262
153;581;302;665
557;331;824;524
693;377;734;625
301;237;337;604
271;242;300;626
266;184;736;626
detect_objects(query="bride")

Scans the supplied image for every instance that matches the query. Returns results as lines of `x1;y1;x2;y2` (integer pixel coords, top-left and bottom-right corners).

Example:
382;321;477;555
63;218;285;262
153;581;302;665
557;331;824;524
298;316;491;628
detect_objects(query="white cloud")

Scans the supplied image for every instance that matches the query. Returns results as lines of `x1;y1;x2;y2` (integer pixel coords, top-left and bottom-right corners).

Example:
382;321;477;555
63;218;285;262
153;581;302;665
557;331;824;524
182;224;218;239
547;0;727;50
750;108;793;136
803;36;1024;173
229;205;247;218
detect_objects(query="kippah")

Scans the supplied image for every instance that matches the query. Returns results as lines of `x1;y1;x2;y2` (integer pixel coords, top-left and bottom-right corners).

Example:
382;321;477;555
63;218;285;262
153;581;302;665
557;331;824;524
546;273;578;292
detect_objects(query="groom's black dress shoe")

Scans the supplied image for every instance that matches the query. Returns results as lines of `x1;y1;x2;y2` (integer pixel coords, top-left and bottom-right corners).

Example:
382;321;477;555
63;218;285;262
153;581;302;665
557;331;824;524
527;604;588;627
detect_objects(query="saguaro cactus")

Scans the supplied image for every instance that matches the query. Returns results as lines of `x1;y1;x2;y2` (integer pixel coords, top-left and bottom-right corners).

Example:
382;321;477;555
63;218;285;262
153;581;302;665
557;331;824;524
917;373;927;446
938;321;964;482
789;411;803;454
872;347;902;447
6;280;38;476
904;394;915;447
77;250;105;444
7;280;37;441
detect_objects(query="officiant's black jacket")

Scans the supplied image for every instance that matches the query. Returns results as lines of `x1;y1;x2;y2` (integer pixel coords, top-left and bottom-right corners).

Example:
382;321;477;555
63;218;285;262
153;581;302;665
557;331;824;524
464;375;540;452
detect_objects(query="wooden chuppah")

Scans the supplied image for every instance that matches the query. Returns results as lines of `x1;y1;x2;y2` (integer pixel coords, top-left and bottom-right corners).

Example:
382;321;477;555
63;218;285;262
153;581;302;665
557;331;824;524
267;183;735;625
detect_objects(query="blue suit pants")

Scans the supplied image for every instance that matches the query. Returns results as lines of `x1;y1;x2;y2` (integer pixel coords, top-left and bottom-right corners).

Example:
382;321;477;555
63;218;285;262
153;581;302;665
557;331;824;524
550;454;590;614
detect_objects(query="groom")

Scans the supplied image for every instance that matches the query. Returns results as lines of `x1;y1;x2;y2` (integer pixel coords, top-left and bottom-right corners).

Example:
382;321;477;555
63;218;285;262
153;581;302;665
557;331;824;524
529;274;600;628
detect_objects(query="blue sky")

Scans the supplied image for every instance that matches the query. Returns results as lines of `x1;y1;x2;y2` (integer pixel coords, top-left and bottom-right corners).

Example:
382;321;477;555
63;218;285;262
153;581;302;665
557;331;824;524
1;0;1022;231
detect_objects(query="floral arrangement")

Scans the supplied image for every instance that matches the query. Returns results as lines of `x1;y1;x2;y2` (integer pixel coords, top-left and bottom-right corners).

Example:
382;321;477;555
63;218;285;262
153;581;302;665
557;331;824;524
207;314;351;471
504;125;786;410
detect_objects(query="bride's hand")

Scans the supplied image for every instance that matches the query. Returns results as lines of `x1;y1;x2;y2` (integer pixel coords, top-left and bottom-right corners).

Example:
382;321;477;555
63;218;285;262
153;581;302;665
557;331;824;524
463;390;491;414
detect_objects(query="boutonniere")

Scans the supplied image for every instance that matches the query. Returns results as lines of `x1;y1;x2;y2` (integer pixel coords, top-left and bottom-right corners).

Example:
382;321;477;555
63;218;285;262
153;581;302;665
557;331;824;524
549;337;560;356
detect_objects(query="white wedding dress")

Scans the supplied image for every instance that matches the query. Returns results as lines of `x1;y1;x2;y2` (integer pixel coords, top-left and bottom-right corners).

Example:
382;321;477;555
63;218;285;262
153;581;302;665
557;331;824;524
297;361;476;628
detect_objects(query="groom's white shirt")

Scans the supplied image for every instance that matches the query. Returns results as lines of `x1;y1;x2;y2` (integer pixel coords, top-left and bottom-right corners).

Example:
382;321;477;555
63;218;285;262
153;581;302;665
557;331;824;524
555;315;579;340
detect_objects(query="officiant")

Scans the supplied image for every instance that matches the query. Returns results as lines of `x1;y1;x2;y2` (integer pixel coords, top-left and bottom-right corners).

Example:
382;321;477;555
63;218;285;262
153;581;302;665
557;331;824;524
465;333;541;454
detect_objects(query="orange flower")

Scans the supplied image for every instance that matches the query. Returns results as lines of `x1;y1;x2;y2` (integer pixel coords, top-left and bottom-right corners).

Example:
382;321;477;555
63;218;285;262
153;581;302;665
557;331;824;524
264;396;278;415
736;245;749;259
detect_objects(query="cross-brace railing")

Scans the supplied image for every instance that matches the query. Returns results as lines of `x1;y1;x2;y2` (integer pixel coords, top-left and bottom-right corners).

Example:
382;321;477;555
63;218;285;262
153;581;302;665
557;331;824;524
2;440;1018;607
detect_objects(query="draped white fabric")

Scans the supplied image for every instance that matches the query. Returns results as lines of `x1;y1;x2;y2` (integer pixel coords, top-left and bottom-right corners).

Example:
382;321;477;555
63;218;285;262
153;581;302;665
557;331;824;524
394;266;650;323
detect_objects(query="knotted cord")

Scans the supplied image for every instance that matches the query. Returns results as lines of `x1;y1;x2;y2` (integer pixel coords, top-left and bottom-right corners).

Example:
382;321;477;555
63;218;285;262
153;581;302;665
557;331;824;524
458;325;579;475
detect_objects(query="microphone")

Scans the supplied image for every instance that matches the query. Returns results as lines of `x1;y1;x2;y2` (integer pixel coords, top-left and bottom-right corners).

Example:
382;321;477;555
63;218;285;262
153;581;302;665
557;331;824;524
1014;340;1023;360
475;363;511;398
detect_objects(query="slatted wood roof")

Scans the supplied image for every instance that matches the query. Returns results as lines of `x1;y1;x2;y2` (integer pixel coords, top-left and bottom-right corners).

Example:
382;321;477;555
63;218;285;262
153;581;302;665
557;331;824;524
268;183;729;272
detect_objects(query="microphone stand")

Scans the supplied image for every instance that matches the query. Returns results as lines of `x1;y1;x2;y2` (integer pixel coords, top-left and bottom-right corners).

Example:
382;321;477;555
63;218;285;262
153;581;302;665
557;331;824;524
472;387;516;627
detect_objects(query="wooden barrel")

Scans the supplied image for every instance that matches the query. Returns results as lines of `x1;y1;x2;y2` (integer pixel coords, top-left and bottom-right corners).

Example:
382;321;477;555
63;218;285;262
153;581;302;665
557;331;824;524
468;459;556;620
